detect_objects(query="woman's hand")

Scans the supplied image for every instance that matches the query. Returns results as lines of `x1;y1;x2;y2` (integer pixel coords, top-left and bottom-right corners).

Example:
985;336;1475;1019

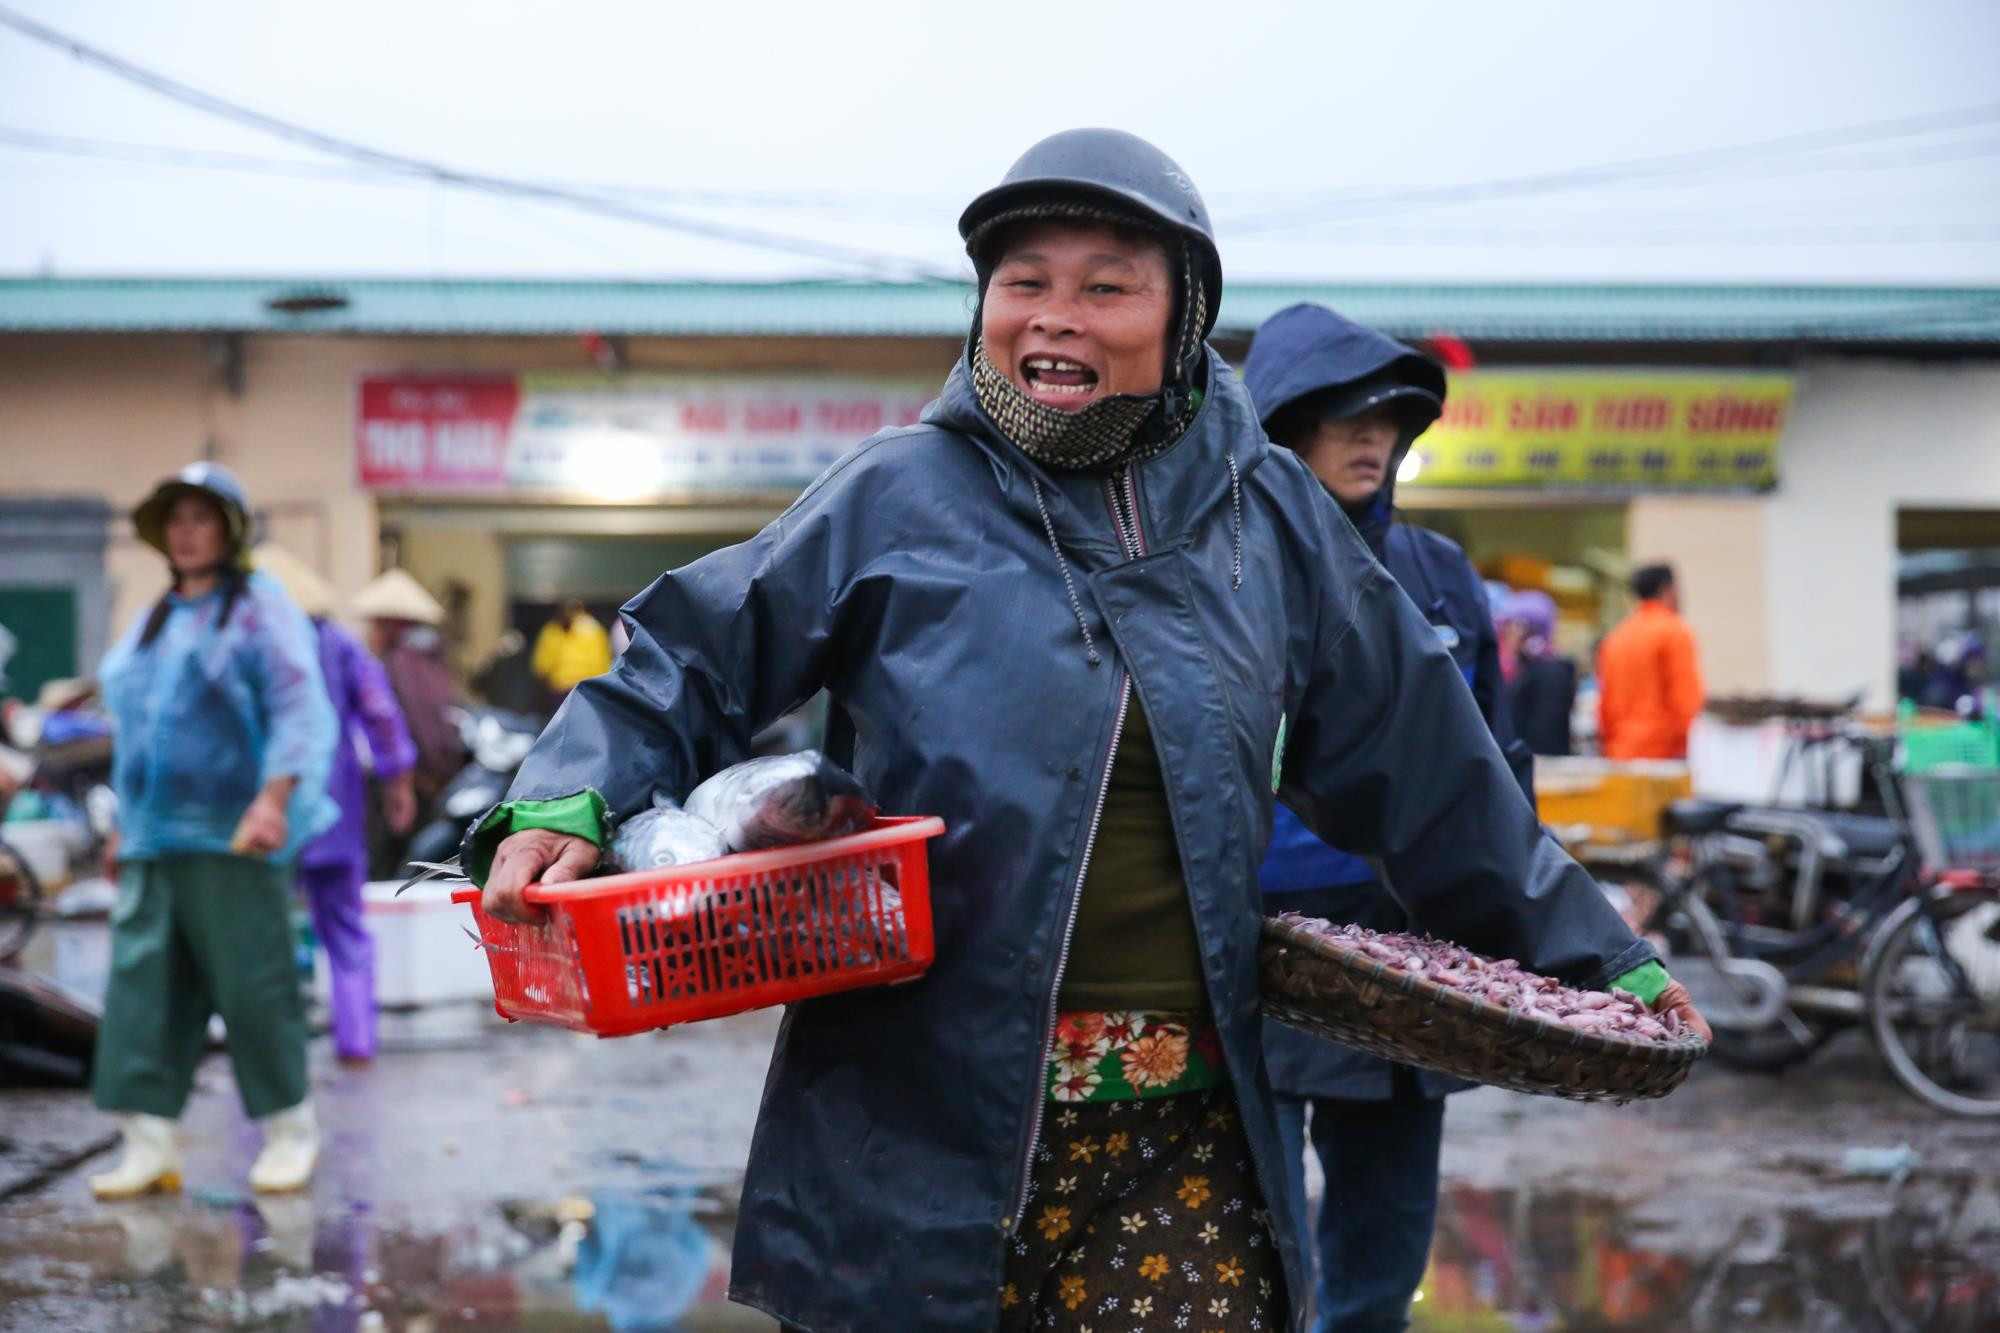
100;829;121;883
231;789;291;857
1652;979;1713;1042
482;829;599;925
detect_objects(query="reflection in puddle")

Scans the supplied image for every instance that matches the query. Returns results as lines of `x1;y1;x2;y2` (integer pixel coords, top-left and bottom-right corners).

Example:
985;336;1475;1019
10;1156;1998;1329
0;1176;761;1331
1416;1178;2000;1332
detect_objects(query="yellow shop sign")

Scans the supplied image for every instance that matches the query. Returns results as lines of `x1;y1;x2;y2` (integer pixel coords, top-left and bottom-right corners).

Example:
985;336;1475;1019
1404;371;1793;490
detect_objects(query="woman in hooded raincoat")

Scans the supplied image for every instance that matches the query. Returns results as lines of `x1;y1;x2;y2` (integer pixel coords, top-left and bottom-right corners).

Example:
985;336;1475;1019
471;131;1701;1333
89;463;337;1199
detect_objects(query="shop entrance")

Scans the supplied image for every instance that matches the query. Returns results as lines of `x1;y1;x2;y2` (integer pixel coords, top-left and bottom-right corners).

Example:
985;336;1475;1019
379;501;780;689
1399;499;1630;657
1897;508;2000;710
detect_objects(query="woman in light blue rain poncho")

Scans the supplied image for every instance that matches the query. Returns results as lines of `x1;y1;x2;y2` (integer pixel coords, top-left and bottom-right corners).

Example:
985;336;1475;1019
88;462;338;1200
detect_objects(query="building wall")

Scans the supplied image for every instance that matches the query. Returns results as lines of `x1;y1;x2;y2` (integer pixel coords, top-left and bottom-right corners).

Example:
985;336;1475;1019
1763;357;2000;708
9;334;1993;714
1627;495;1771;699
0;331;958;658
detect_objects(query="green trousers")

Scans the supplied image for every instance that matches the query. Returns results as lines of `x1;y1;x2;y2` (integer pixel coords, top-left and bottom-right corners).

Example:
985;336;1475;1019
91;853;308;1120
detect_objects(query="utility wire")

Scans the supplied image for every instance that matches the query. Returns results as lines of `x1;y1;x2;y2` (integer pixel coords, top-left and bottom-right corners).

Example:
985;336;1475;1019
1242;223;2000;248
0;125;384;180
0;125;971;216
9;119;1999;252
1226;100;2000;233
0;5;956;279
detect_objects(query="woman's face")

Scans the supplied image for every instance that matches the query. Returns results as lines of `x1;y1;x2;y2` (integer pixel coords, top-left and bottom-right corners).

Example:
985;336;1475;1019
980;222;1172;412
163;493;230;578
1296;409;1401;506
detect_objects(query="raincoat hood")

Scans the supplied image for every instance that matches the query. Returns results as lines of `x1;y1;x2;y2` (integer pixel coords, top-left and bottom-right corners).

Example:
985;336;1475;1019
1242;303;1446;550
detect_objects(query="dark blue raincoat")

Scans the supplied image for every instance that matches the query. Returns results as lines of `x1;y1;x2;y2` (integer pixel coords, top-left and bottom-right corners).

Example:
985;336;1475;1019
486;345;1654;1332
1246;304;1536;1101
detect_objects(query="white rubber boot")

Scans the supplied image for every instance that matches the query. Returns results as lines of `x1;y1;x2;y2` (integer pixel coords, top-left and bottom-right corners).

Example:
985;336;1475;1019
249;1101;320;1193
88;1115;182;1200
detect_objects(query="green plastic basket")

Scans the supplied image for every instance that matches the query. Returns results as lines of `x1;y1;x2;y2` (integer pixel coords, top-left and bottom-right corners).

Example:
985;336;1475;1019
1899;696;2000;774
1904;771;2000;869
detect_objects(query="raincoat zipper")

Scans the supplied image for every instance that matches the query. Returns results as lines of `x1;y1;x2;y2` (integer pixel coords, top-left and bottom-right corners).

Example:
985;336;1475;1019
1005;466;1145;1232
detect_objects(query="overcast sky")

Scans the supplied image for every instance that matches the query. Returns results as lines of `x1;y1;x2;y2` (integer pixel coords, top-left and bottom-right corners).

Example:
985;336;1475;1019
3;0;1998;285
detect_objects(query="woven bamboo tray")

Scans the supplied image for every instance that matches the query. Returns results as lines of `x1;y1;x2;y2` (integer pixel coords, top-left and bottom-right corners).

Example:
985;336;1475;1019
1259;916;1705;1103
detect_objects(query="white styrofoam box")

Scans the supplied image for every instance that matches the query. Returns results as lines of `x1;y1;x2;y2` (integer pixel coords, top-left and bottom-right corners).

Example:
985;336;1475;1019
51;917;112;1006
1688;715;1862;808
312;879;496;1009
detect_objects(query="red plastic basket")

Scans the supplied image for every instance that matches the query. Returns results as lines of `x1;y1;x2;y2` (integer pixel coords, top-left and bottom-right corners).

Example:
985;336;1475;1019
453;815;943;1037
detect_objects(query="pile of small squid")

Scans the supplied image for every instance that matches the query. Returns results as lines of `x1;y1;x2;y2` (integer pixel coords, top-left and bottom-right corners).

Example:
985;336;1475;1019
1277;914;1689;1044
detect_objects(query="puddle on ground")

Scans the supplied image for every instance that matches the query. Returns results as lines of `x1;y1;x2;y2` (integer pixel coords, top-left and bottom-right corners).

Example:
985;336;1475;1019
6;1163;1998;1330
0;1172;772;1331
1413;1178;2000;1332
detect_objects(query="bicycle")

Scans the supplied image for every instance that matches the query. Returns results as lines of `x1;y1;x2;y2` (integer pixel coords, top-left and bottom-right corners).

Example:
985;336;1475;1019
1611;729;2000;1115
1865;764;2000;1117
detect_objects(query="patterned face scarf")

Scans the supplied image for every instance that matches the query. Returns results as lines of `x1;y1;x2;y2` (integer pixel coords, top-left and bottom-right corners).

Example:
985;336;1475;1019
967;201;1208;472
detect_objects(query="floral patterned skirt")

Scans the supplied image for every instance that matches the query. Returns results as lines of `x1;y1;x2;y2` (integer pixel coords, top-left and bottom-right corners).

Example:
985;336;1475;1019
999;1084;1287;1331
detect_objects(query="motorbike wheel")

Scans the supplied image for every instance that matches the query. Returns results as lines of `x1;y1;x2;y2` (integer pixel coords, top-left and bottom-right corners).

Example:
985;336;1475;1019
1640;861;1844;1072
1866;892;2000;1117
0;837;45;962
1706;1017;1843;1072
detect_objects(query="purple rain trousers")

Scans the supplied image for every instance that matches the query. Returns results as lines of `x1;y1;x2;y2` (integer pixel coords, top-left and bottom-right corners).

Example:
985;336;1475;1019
299;856;376;1060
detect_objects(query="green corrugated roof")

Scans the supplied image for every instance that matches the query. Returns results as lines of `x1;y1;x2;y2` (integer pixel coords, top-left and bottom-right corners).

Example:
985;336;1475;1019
0;277;1996;344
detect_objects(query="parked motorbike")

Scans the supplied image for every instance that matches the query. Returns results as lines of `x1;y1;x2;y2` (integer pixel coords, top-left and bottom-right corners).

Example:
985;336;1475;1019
0;966;97;1087
403;707;541;869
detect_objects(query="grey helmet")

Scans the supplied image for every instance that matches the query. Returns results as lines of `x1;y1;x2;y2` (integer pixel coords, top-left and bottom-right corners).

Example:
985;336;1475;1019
959;129;1223;425
133;460;255;571
959;127;1222;340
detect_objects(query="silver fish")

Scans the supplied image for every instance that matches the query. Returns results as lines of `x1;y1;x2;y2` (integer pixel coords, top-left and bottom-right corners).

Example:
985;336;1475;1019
682;751;873;853
607;794;728;872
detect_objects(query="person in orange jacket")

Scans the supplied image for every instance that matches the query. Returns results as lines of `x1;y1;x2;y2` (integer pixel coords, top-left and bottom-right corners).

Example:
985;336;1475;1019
1596;564;1705;759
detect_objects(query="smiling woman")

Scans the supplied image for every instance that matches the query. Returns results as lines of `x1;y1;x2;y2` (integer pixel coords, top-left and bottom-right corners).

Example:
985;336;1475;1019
980;222;1173;409
467;127;1670;1333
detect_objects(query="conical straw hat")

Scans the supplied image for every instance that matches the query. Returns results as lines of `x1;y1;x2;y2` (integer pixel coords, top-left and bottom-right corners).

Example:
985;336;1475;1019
351;568;445;626
253;544;334;619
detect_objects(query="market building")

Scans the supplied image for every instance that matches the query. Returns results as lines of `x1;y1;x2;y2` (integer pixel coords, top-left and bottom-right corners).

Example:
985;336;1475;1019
1;277;1996;710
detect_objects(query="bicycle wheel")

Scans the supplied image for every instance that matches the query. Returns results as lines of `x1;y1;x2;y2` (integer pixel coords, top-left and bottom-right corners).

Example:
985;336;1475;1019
1865;892;2000;1117
0;838;45;962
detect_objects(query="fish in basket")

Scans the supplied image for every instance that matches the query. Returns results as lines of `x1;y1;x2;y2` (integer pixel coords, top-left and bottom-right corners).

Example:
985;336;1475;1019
1259;913;1706;1103
453;815;943;1038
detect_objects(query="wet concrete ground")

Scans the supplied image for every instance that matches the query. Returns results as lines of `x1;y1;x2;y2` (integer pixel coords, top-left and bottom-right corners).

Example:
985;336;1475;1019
3;1003;1997;1332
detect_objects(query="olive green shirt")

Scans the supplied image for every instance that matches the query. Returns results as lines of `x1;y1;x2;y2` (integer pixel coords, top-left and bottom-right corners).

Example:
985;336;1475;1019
1057;699;1210;1012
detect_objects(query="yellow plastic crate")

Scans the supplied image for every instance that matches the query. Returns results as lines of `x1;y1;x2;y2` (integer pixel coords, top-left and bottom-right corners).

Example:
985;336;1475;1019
1535;758;1692;841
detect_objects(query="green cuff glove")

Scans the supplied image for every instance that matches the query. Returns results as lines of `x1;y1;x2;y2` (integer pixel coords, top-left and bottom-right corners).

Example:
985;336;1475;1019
1609;959;1671;1006
465;790;607;887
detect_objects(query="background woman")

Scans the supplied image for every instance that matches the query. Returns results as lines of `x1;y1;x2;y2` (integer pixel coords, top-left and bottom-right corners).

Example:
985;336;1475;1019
89;463;336;1198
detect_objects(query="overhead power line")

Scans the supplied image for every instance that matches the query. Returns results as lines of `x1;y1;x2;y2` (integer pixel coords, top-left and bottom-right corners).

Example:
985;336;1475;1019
0;124;384;181
1225;99;2000;234
1243;222;2000;248
9;119;1999;249
0;5;956;279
